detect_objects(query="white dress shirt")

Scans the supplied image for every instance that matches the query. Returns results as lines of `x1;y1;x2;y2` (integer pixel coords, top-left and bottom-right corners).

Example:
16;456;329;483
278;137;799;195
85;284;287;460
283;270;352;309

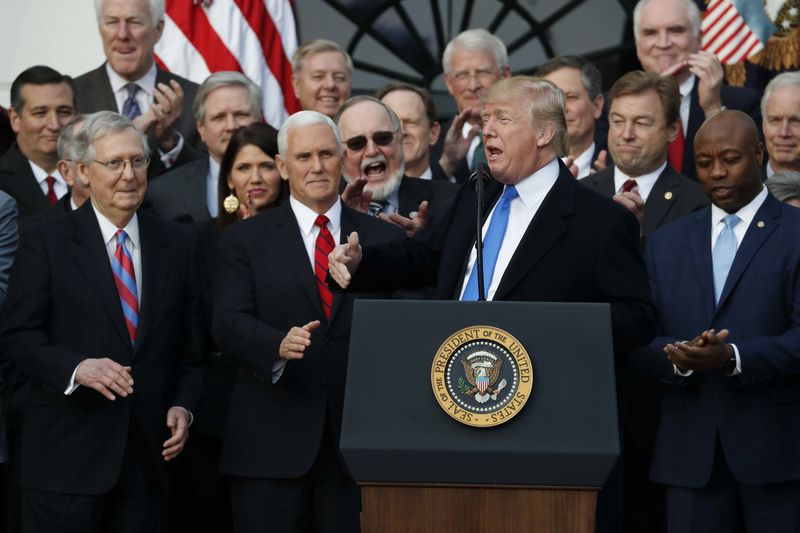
418;167;433;180
207;156;220;218
106;62;184;167
28;160;67;200
613;161;667;203
563;141;595;180
462;122;482;171
66;205;142;394
678;75;695;134
458;158;561;301
675;185;768;378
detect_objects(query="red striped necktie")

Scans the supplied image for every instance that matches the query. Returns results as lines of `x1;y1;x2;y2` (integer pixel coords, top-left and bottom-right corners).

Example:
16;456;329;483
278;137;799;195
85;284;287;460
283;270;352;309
314;215;335;319
112;230;139;345
45;176;57;206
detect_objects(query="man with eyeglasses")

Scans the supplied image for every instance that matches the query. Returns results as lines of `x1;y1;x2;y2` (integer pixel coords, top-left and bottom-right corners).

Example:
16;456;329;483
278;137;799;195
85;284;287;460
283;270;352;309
0;66;76;218
74;0;199;180
432;29;511;184
0;110;203;533
335;96;456;237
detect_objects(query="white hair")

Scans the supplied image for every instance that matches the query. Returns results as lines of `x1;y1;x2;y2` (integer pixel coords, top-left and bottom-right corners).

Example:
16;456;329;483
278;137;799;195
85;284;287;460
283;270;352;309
95;0;165;26
73;111;149;164
194;71;263;123
633;0;701;40
761;71;800;117
442;29;508;74
278;110;342;157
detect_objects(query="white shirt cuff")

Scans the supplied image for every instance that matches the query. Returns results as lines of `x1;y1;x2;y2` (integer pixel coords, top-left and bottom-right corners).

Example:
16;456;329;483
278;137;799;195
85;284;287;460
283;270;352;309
272;359;287;384
726;343;742;376
65;363;82;394
673;364;693;377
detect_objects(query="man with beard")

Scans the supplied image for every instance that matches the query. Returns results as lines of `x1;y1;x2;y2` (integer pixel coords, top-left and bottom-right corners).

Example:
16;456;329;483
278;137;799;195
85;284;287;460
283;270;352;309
335;96;456;236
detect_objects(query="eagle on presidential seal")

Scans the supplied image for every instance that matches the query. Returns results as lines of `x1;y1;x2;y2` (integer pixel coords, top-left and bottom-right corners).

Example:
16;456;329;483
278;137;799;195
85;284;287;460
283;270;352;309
460;351;507;404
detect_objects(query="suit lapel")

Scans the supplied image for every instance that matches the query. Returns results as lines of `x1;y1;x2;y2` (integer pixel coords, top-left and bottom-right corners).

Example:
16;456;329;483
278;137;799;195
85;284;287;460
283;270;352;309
0;144;50;213
683;86;704;176
72;204;131;347
589;168;616;198
715;195;781;312
273;203;325;318
687;208;717;320
642;167;679;235
135;212;174;352
183;159;210;222
88;65;121;113
493;169;572;301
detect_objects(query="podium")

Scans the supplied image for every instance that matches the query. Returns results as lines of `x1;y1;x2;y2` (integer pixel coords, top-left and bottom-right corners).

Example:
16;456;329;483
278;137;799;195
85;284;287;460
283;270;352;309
340;301;619;533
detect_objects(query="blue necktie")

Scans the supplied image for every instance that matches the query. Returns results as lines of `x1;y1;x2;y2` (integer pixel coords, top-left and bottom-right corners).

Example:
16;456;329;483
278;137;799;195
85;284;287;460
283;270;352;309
122;84;142;120
712;214;741;304
462;185;519;301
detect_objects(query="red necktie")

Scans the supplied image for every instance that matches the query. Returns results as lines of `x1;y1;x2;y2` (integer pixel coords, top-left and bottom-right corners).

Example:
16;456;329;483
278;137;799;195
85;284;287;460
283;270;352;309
45;176;57;206
622;179;637;193
668;122;685;173
111;230;139;345
314;215;335;319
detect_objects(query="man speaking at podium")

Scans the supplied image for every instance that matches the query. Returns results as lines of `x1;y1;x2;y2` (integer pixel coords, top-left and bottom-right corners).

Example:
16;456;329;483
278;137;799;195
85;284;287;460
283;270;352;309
328;76;655;357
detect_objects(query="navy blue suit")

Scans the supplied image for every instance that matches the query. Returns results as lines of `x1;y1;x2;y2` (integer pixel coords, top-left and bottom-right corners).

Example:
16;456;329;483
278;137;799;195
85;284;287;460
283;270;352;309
636;193;800;530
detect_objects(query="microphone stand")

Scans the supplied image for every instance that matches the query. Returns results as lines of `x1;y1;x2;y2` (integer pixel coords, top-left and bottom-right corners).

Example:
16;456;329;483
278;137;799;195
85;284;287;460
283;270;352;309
470;163;491;301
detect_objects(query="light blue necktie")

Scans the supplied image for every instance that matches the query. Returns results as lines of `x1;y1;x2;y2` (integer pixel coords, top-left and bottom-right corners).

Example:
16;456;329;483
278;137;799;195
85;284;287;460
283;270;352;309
712;214;741;304
462;185;518;301
122;84;142;120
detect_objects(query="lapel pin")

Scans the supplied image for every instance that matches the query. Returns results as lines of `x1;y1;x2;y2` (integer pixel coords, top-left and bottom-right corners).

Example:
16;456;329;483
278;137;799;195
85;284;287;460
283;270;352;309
664;191;673;200
757;220;765;228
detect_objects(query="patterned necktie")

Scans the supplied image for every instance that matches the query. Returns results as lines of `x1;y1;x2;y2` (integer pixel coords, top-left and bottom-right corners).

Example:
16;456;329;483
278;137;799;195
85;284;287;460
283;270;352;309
621;179;637;193
45;176;57;205
122;84;142;120
668;122;685;172
367;200;388;217
462;185;519;301
314;215;335;319
112;230;139;345
712;214;741;304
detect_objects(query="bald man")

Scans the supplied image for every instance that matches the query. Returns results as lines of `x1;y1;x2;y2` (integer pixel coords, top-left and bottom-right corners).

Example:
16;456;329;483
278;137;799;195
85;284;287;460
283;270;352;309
634;111;800;532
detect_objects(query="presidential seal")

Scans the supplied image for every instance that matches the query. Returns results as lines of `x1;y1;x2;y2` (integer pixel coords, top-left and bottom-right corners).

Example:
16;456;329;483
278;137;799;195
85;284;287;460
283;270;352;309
431;325;533;428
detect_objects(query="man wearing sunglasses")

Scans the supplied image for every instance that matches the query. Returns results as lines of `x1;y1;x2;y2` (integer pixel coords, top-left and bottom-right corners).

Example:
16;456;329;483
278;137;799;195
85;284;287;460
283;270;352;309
335;96;456;237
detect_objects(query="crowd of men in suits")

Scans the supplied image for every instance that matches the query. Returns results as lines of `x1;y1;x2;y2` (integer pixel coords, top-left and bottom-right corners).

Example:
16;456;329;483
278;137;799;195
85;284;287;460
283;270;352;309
0;0;798;531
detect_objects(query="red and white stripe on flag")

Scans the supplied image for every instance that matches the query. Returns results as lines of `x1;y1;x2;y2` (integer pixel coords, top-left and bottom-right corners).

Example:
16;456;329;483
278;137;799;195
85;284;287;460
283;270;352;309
154;0;301;128
701;0;765;64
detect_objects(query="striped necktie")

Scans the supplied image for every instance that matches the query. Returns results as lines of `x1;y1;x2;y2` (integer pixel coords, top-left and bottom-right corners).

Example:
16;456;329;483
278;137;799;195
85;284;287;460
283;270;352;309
122;84;142;120
314;215;335;319
112;230;139;345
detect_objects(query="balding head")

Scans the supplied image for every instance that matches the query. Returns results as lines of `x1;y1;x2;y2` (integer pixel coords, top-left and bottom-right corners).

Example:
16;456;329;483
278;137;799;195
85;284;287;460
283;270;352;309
694;110;764;213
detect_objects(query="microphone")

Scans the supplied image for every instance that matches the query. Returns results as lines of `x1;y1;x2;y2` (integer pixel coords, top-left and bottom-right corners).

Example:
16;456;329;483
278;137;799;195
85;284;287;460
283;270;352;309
471;163;491;301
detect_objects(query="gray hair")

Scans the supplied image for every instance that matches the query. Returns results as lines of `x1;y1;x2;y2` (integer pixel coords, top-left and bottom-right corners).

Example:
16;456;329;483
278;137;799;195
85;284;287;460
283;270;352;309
333;95;402;133
57;115;87;160
73;111;149;164
761;71;800;118
292;39;353;77
193;71;263;123
95;0;165;25
633;0;701;40
278;110;342;157
442;29;508;75
535;55;603;101
766;171;800;202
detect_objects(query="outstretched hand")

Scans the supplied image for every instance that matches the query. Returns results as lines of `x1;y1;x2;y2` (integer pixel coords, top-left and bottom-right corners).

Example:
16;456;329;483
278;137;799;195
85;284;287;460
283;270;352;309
327;232;362;288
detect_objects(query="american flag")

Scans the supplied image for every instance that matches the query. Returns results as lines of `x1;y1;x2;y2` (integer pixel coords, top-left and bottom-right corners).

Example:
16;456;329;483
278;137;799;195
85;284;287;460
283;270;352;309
154;0;301;129
702;0;777;64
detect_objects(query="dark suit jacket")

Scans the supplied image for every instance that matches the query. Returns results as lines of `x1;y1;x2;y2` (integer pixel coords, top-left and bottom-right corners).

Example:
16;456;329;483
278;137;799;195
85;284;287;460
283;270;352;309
0;204;204;495
347;160;656;356
0;143;52;218
212;202;403;479
583;165;709;237
0;107;13;157
635;194;800;487
397;175;458;225
74;64;201;179
144;157;210;223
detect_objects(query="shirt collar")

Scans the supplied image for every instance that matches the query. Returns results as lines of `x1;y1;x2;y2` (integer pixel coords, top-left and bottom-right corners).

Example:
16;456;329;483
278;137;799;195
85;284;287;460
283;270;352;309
208;156;220;181
514;158;560;210
91;201;140;249
710;185;768;230
27;160;65;186
613;161;667;203
418;167;433;180
566;141;595;179
679;75;696;99
289;195;342;238
106;62;157;99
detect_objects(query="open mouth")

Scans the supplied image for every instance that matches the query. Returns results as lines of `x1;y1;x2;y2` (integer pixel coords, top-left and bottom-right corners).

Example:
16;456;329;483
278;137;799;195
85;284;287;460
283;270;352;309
364;162;386;177
486;146;502;160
